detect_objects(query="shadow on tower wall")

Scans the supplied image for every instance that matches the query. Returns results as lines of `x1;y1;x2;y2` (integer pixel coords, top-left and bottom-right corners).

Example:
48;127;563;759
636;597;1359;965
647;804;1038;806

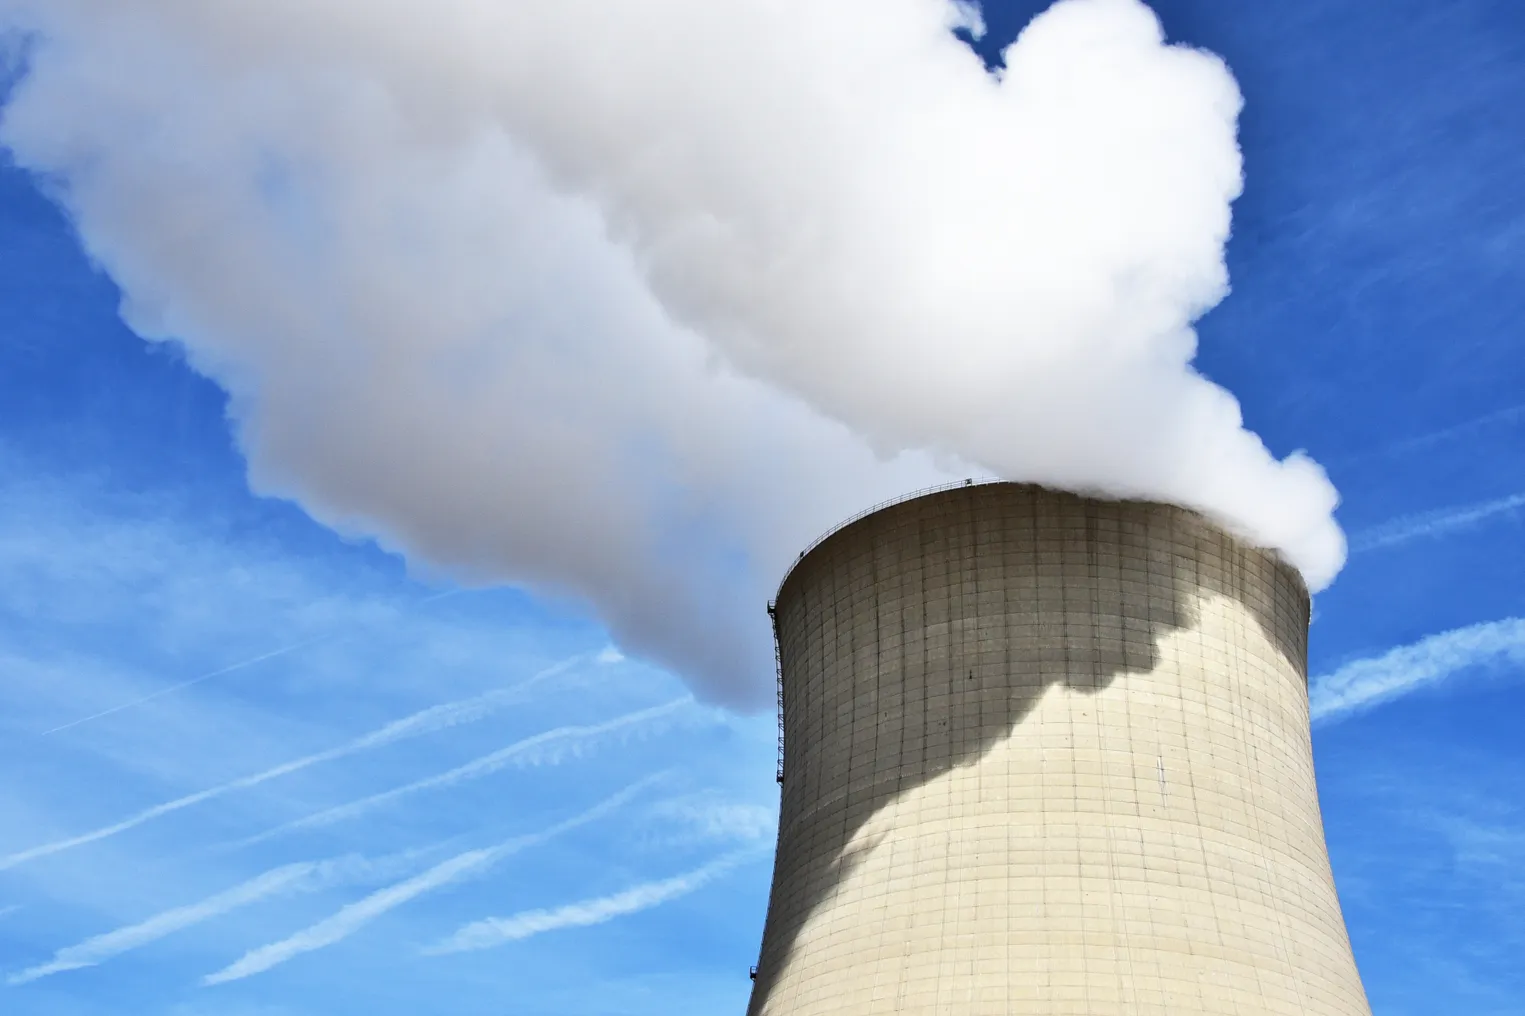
745;483;1308;1014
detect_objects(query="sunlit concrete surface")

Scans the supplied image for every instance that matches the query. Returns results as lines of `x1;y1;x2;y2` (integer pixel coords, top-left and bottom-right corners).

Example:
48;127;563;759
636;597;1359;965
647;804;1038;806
748;483;1371;1016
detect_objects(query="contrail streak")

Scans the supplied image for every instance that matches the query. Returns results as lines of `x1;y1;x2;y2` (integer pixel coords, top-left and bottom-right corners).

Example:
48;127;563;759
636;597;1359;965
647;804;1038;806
1310;618;1525;723
40;636;328;737
232;697;694;848
0;655;587;872
1350;492;1525;553
7;851;425;985
426;849;759;954
1354;402;1525;463
39;589;461;736
202;776;662;985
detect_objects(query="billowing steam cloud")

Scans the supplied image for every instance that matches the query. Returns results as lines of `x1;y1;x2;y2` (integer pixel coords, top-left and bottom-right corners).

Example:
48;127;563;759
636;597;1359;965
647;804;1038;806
0;0;1342;705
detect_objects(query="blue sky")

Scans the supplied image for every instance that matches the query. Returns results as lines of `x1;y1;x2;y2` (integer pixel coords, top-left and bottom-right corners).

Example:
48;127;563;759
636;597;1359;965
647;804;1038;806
1;2;1523;1014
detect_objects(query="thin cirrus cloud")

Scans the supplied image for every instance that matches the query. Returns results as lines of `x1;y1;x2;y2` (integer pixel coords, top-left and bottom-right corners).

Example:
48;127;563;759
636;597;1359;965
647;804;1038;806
8;851;428;985
0;654;594;872
201;776;664;986
231;697;699;849
426;849;761;955
1309;618;1525;723
1350;492;1525;553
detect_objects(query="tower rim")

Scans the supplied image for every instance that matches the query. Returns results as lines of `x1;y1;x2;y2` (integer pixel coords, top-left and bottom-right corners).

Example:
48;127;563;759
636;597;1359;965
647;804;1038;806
775;478;1310;608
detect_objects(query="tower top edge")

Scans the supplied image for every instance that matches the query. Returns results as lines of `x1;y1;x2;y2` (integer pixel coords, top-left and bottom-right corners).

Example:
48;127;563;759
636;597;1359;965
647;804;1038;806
774;480;1308;608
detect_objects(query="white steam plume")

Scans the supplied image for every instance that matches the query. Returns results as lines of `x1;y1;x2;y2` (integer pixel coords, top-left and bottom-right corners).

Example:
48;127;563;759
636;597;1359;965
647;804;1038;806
0;0;1343;704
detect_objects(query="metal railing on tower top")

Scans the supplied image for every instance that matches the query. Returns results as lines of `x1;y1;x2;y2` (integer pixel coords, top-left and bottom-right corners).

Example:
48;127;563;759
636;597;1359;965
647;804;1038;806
773;477;1000;599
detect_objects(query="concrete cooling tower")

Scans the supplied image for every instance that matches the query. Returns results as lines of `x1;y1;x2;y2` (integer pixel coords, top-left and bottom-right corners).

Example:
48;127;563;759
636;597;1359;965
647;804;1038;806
746;482;1370;1016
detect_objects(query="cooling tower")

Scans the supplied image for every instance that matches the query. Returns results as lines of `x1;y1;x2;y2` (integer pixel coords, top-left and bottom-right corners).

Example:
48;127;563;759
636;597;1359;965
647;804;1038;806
747;482;1370;1016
